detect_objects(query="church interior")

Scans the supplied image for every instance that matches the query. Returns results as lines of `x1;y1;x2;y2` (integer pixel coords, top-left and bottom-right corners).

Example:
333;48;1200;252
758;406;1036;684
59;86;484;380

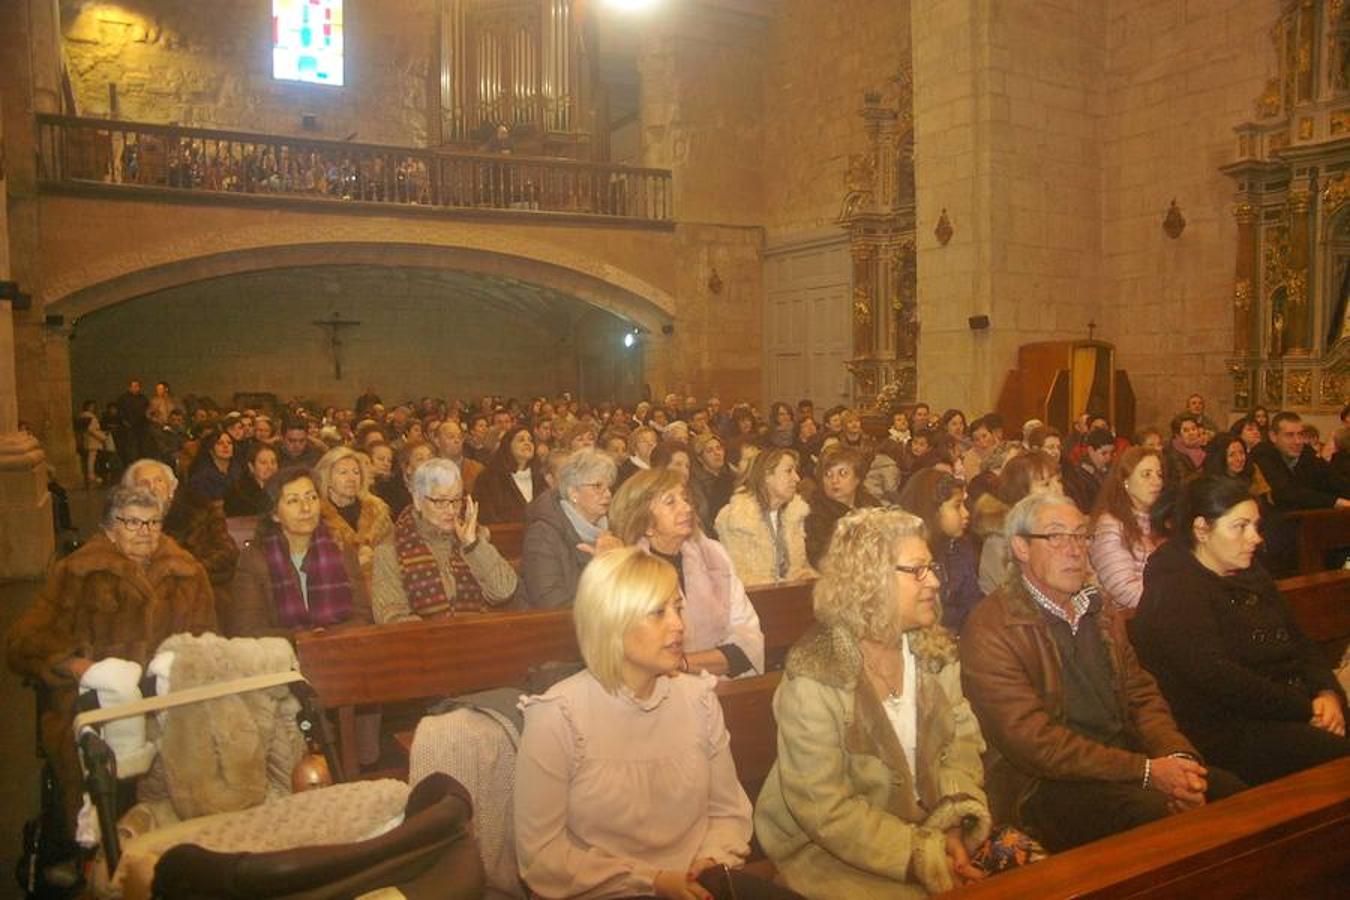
0;0;1348;897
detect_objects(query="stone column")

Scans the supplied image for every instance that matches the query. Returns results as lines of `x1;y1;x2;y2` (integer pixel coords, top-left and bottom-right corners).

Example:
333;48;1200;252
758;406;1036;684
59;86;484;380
0;1;59;577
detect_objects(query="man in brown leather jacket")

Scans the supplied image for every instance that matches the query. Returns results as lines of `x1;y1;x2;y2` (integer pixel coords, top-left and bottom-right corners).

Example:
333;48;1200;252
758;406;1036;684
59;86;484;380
960;494;1244;850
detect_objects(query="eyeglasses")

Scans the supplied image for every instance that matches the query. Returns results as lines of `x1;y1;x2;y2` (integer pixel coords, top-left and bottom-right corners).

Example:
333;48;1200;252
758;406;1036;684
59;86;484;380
580;482;613;495
116;515;163;532
1024;532;1094;550
423;495;464;510
895;561;943;581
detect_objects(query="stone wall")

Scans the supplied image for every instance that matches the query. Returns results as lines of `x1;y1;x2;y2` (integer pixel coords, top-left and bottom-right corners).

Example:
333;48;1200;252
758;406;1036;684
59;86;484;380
912;0;1107;416
761;0;911;243
1100;0;1280;429
60;0;436;146
68;266;637;409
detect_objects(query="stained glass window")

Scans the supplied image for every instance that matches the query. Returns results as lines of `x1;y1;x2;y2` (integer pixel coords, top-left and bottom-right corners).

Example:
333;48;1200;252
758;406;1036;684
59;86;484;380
273;0;344;86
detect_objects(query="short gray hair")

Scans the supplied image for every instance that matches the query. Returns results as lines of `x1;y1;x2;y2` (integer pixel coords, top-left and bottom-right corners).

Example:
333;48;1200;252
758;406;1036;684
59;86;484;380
1004;492;1077;546
558;447;617;497
411;457;462;500
121;458;179;496
102;485;164;529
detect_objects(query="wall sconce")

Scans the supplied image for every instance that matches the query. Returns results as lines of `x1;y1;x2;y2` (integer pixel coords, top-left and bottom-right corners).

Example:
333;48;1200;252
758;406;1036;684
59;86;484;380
1163;199;1186;239
935;209;954;246
0;280;32;309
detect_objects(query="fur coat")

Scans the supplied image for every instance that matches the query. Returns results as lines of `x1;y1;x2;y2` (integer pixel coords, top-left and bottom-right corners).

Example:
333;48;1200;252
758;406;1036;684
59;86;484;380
5;533;217;831
320;493;393;587
754;624;990;899
713;490;814;587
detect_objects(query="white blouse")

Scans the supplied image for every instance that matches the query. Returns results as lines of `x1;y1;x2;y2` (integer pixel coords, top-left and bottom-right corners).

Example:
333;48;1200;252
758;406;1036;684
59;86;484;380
879;633;920;800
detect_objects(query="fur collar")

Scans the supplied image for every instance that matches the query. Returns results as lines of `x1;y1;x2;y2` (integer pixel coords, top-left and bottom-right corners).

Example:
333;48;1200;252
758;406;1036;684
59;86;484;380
321;494;392;546
786;622;959;688
971;492;1008;540
63;532;202;580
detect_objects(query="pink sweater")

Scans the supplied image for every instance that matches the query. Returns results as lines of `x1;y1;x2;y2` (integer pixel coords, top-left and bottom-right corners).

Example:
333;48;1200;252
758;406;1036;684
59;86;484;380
514;669;752;898
1090;511;1159;610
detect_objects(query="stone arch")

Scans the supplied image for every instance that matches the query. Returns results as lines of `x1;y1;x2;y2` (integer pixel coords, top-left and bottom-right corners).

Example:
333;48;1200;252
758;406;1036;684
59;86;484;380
45;231;677;333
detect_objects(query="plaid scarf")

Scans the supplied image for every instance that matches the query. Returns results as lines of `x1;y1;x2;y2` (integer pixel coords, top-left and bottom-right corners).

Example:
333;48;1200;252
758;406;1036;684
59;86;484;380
262;521;355;629
394;505;484;617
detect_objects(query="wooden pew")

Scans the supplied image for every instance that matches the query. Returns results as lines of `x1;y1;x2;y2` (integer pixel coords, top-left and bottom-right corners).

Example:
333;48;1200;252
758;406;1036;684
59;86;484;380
297;610;579;777
940;756;1350;899
486;520;525;563
1278;569;1350;645
1286;506;1350;574
747;578;815;671
298;579;819;777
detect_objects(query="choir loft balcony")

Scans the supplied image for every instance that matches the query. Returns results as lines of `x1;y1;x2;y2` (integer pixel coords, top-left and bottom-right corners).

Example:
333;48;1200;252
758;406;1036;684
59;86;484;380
35;113;674;229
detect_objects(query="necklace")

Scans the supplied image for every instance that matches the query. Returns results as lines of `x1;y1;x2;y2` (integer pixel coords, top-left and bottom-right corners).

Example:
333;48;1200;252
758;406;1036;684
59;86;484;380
862;652;904;701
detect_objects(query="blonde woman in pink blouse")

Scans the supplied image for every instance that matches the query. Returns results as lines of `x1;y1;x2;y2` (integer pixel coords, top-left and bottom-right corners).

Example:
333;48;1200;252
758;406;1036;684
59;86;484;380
1089;446;1166;611
514;547;802;900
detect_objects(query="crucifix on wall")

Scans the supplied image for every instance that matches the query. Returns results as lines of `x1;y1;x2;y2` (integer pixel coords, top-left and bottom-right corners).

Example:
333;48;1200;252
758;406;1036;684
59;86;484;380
313;312;361;380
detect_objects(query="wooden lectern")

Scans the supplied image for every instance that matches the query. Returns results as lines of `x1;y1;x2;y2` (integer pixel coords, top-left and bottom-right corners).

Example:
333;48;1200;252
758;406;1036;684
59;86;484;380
995;340;1135;436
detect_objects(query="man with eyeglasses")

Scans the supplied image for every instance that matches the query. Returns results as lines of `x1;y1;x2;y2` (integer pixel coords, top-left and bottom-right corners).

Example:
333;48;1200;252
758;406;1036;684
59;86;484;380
959;493;1244;851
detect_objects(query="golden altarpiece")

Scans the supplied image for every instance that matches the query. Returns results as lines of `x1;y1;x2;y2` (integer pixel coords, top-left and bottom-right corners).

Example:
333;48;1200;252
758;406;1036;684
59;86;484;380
1222;0;1350;413
839;86;918;412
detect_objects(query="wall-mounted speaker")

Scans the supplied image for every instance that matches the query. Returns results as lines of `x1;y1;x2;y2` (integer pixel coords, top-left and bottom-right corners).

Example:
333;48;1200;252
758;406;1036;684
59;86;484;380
661;324;675;335
968;314;990;331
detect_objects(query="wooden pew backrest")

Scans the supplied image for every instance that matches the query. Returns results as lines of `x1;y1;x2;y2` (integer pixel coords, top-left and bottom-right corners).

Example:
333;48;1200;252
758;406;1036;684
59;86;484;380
941;756;1350;898
1286;507;1350;574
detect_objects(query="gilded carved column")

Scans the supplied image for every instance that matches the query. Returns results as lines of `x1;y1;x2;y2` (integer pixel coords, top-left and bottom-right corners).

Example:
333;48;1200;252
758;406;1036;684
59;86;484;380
1232;202;1257;354
851;243;876;358
1285;188;1313;354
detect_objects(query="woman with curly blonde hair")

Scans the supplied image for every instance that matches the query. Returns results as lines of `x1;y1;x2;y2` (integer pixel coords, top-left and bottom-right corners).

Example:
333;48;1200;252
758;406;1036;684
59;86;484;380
755;507;1043;899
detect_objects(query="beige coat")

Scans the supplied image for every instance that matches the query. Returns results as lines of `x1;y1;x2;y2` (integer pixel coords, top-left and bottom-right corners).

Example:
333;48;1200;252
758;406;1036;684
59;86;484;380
713;491;814;587
754;624;991;899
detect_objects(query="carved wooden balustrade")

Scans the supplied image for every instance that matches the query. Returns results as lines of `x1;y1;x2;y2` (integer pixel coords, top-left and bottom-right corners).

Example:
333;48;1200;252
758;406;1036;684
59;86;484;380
35;113;672;224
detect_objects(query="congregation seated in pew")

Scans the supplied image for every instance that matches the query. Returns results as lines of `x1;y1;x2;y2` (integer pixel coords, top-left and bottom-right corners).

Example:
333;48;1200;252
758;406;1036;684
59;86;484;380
959;493;1247;852
756;507;1045;899
514;547;802;900
1130;475;1348;786
371;458;518;622
609;467;764;678
521;447;620;608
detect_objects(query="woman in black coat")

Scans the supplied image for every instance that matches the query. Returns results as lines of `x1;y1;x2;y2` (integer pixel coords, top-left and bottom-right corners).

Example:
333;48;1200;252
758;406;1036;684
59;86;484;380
1130;475;1347;785
473;425;548;524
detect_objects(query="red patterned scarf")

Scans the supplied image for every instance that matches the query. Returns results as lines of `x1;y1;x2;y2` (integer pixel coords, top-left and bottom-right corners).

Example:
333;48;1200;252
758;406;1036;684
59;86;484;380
394;505;484;617
262;522;355;629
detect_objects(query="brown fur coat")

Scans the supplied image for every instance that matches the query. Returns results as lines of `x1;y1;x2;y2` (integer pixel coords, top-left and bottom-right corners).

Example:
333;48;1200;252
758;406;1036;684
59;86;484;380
6;533;217;831
320;494;392;587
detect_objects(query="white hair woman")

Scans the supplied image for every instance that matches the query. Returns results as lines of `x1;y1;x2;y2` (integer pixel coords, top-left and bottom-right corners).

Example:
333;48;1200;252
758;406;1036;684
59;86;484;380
521;447;622;608
755;508;1043;898
515;547;799;900
313;446;393;587
7;486;216;833
609;468;764;678
370;458;518;622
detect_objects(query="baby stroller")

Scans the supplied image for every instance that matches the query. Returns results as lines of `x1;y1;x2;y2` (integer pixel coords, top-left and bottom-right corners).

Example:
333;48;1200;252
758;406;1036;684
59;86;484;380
51;633;485;899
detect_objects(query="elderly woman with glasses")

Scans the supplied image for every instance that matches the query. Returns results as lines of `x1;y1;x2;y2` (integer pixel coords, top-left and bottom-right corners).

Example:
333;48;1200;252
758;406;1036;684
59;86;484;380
371;458;518;622
6;486;217;834
521;447;622;608
755;508;1040;899
609;468;764;679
